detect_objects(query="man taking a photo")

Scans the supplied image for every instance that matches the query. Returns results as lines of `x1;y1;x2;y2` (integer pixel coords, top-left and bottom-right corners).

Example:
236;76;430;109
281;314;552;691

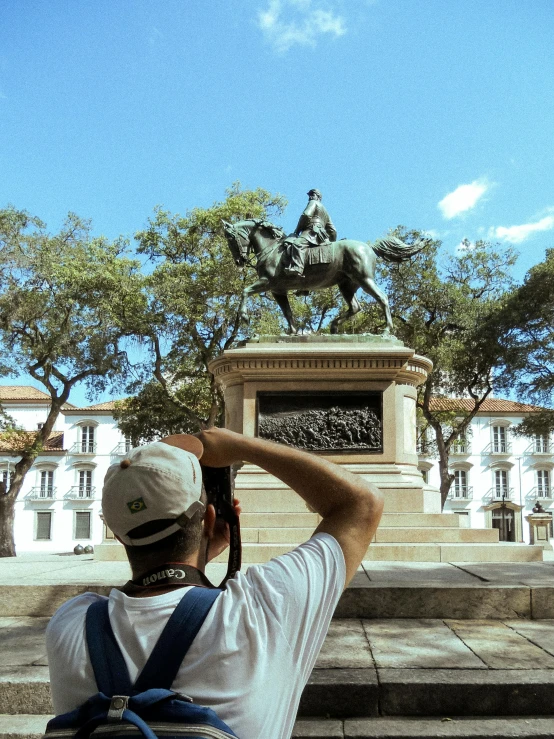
46;428;383;739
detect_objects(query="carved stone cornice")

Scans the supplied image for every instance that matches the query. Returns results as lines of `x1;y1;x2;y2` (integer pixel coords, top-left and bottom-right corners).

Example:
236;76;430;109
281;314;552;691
210;343;432;389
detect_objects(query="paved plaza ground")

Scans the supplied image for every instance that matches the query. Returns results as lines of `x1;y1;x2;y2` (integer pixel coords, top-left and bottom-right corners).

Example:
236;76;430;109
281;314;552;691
1;554;554;737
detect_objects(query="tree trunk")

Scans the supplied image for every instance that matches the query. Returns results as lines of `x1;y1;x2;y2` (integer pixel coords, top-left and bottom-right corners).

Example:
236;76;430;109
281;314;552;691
0;492;16;557
0;397;67;557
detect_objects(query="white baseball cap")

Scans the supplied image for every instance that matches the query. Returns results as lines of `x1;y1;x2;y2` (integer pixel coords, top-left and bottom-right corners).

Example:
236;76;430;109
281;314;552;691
102;437;205;547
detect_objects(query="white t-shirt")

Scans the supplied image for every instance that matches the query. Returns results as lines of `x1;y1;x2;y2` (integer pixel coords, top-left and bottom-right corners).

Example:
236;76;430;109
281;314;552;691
46;533;345;739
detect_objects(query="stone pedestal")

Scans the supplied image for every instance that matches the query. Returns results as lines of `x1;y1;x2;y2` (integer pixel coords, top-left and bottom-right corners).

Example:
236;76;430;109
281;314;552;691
525;513;554;550
209;334;438;513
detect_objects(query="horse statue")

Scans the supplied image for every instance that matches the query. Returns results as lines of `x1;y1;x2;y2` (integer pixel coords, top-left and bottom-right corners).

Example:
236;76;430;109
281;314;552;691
222;219;427;335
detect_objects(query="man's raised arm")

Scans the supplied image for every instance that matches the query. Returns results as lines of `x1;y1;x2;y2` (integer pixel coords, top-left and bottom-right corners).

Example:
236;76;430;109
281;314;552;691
194;428;384;587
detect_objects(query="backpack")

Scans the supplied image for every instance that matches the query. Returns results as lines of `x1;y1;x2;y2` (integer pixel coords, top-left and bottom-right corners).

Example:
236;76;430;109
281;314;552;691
43;587;238;739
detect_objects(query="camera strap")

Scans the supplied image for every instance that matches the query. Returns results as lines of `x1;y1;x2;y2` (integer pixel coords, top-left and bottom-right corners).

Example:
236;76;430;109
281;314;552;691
121;563;216;595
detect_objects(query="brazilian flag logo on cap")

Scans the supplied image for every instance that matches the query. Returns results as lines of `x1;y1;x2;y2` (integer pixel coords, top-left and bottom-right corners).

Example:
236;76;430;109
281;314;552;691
127;497;147;514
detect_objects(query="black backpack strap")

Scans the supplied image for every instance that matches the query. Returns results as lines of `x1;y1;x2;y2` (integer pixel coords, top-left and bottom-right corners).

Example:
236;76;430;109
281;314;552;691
133;587;222;693
85;599;132;696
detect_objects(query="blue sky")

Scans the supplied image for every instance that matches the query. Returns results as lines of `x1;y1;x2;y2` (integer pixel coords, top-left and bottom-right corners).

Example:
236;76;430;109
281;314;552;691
1;0;553;403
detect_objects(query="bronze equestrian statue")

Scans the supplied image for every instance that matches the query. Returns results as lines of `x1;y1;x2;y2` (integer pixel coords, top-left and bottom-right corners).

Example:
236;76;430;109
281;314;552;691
222;213;427;336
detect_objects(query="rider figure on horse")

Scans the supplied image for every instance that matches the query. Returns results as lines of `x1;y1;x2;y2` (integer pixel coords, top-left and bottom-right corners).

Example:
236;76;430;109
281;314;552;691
284;189;337;278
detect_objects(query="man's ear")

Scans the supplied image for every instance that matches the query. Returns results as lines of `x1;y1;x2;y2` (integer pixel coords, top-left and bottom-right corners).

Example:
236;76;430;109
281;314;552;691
203;504;216;539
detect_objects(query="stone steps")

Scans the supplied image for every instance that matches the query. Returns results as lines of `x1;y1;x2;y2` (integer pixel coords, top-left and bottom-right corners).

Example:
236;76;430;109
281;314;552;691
3;665;554;719
214;541;544;564
238;512;464;529
4;716;554;739
241;527;500;545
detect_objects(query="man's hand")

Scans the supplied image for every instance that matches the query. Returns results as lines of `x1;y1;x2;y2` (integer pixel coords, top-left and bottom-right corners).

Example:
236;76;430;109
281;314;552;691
195;427;246;467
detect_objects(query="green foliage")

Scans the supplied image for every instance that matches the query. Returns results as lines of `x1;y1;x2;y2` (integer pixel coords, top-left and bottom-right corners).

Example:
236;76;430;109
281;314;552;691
0;206;147;555
351;229;518;505
482;248;554;435
112;383;199;444
0;208;146;400
116;184;288;438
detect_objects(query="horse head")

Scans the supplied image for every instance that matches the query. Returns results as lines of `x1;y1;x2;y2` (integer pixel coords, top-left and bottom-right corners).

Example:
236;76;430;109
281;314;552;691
222;219;249;266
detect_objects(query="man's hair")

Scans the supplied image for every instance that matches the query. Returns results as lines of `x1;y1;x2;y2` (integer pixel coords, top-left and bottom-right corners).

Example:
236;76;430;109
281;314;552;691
123;490;207;569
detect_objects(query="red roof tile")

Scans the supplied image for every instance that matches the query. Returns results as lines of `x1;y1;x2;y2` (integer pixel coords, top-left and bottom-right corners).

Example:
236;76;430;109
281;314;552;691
0;430;65;453
0;386;51;401
429;398;546;413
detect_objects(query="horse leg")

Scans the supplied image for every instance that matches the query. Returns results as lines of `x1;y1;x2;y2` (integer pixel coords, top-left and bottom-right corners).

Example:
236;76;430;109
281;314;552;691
330;280;361;334
272;292;298;335
357;276;394;333
239;278;270;331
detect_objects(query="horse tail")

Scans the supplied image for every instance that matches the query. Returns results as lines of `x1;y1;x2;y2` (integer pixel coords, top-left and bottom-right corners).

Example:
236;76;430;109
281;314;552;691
371;236;427;263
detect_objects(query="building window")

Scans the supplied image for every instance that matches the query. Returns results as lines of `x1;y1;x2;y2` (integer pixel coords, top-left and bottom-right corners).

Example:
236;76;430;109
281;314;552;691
35;511;52;540
81;425;95;453
493;426;508;454
39;470;54;498
535;434;550;453
420;469;428;483
537;470;551;497
1;469;14;488
494;469;509;498
103;522;115;540
453;470;468;498
78;470;93;498
74;511;92;540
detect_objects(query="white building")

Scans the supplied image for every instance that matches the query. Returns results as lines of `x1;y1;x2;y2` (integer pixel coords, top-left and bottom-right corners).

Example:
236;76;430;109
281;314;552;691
418;398;553;545
0;387;127;553
2;387;552;552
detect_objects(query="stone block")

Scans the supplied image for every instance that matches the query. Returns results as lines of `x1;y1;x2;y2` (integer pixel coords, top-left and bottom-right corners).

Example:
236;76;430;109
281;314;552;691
316;620;373;669
378;669;554;716
531;588;554;618
379;514;460;528
0;668;51;714
0;715;52;739
375;528;498;544
364;545;441;562
440;544;544;562
292;719;344;738
343;717;554;738
0;619;49;667
298;669;379;718
445;620;554;669
258;528;315;544
362;619;485;669
240;513;319;528
505;620;554;657
335;585;531;619
0;586;112;617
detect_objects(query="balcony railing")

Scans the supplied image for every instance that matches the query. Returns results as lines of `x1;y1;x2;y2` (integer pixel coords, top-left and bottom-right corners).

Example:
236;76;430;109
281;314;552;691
482;442;513;456
69;443;97;455
485;487;515;502
26;487;57;501
525;441;553;456
528;486;553;501
447;486;473;501
65;486;96;500
112;442;132;456
450;440;471;455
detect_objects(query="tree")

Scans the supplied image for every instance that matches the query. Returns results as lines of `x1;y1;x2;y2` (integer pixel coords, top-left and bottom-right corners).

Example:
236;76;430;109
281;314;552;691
0;207;146;556
115;184;287;441
348;229;518;508
484;247;554;437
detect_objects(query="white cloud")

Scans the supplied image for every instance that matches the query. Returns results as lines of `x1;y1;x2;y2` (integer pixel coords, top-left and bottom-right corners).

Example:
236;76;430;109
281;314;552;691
438;180;489;219
257;0;346;53
491;214;554;244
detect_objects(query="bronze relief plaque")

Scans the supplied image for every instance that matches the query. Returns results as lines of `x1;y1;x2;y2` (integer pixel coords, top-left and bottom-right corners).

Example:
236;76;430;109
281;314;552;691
257;391;382;453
